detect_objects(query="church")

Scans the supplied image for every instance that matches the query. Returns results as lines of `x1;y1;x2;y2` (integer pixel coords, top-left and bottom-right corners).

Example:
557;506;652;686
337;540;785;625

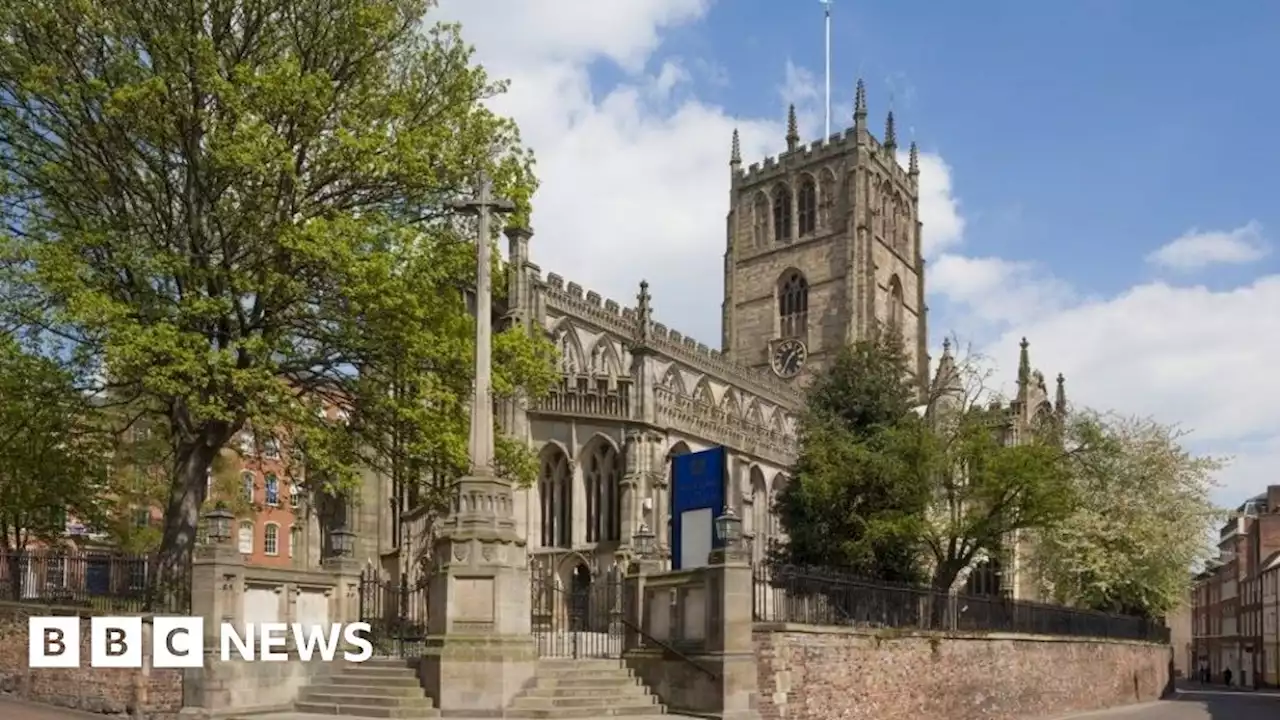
337;80;1065;603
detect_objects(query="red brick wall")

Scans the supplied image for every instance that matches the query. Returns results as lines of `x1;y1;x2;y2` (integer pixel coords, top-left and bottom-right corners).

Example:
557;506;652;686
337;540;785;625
0;602;182;719
755;626;1170;720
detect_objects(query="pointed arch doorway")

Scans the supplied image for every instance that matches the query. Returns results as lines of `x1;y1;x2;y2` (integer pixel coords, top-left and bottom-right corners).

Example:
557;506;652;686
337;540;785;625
530;552;624;659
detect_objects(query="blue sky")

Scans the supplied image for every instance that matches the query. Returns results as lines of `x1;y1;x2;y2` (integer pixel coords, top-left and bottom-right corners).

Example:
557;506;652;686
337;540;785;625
439;0;1278;508
692;0;1280;293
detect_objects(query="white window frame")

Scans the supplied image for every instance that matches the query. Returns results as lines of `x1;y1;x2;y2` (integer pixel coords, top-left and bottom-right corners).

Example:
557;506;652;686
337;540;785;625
238;521;254;554
264;523;280;556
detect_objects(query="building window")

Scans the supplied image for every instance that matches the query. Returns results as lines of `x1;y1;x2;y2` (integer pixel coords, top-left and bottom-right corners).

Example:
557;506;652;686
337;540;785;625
772;183;792;243
290;482;302;509
238;521;254;554
265;474;280;506
289;526;300;559
132;508;150;528
752;193;769;247
538;446;572;549
263;438;280;459
242;471;255;502
797;177;817;236
264;524;279;556
583;439;622;543
778;270;809;339
887;275;905;332
239;431;255;455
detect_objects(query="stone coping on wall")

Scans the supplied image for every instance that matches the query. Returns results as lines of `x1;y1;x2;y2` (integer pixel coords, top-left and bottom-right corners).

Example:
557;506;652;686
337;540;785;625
0;598;170;619
753;621;1169;647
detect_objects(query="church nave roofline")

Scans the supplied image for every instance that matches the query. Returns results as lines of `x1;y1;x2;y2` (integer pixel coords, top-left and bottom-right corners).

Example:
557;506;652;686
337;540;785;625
534;267;803;409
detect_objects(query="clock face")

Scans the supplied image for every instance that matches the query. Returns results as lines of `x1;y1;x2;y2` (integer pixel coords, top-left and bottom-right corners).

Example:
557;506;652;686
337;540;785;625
771;339;808;378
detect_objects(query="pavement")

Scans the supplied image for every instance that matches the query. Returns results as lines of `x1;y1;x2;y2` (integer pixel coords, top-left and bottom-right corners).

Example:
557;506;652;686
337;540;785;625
2;690;1274;720
1048;688;1280;719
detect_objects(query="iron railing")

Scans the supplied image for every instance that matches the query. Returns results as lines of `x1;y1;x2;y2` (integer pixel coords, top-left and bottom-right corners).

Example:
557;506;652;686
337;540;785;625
357;569;429;657
753;563;1170;643
0;548;190;613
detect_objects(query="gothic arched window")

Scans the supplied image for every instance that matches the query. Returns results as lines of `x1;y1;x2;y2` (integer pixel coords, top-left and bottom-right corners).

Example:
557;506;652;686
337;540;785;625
772;183;792;244
882;183;895;242
797;176;817;236
818;169;836;229
538;446;572;548
778;271;809;338
752;192;769;247
584;438;621;543
887;275;905;333
896;197;911;255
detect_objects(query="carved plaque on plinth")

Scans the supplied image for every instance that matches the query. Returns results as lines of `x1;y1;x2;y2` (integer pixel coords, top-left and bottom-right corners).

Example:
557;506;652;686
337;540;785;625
453;576;495;623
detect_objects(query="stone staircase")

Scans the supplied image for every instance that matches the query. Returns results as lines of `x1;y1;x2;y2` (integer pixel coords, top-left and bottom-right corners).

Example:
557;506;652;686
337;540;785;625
295;658;439;718
507;658;667;718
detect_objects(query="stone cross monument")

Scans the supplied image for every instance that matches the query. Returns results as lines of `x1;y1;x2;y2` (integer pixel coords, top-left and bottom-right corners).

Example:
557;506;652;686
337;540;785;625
421;173;536;713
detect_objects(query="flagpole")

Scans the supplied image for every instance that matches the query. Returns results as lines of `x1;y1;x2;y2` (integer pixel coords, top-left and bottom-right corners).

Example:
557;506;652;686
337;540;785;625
822;0;832;138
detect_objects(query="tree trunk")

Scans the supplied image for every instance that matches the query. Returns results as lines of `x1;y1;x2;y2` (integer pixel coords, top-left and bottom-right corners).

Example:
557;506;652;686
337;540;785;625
151;436;221;611
927;561;963;630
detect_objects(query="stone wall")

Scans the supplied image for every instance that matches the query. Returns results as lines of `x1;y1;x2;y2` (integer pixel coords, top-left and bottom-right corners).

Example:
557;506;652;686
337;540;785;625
755;623;1172;720
0;602;182;719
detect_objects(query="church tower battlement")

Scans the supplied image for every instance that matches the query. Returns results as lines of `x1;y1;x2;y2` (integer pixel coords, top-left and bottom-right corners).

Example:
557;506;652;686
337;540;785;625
721;79;929;388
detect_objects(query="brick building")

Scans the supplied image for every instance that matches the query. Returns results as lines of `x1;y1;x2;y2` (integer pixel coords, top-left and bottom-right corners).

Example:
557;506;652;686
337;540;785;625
1262;549;1280;686
230;428;305;568
1191;485;1280;687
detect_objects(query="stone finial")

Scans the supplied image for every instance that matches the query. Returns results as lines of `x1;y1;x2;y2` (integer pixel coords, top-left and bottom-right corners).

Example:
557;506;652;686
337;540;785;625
1017;337;1031;389
908;141;919;176
884;111;897;152
786;105;799;152
854;78;867;118
1055;373;1067;414
730;128;741;168
636;280;652;343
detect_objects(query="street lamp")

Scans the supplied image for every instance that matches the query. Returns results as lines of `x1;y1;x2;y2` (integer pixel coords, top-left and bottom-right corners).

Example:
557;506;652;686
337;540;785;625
714;506;742;548
633;522;655;559
330;526;357;558
203;505;234;545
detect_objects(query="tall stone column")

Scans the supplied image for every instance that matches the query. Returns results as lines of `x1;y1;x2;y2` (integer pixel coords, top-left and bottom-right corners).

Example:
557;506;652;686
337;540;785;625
421;175;535;715
620;429;646;545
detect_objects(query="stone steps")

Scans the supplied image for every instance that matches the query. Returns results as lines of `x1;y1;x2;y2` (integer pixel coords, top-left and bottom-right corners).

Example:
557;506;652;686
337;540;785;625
505;658;665;718
294;659;439;719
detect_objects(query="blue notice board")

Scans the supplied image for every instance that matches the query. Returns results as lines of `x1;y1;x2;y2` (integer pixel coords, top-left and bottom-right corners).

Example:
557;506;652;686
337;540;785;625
670;447;727;570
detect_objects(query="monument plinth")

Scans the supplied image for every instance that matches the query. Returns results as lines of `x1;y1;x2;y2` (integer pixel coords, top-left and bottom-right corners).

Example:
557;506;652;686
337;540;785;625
420;174;535;715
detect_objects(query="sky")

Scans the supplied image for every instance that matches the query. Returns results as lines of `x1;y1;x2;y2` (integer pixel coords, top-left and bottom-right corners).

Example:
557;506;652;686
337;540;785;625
433;0;1278;509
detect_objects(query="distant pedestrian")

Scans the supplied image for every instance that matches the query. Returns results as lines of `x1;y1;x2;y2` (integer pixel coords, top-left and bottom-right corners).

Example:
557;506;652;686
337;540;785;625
1223;667;1232;686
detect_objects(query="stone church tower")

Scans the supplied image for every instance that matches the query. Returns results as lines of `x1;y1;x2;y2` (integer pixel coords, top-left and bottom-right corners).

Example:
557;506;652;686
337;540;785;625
721;80;929;385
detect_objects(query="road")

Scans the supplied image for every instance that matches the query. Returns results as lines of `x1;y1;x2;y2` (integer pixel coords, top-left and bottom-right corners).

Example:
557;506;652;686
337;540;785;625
2;691;1274;720
1056;689;1280;719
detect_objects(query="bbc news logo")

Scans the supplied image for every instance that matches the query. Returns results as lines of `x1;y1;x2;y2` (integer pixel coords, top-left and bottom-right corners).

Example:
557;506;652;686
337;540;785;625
29;617;375;668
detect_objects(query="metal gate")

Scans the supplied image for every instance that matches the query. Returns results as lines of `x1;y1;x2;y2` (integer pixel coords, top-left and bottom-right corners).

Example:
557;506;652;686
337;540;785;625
530;555;624;658
357;569;429;657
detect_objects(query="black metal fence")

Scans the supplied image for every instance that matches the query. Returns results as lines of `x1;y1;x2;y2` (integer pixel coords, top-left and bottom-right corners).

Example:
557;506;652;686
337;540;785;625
357;569;429;657
531;561;625;659
0;548;190;613
753;563;1170;643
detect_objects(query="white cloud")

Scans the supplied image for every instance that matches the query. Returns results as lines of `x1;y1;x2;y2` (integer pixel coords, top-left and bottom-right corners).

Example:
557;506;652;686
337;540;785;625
908;152;965;258
1146;221;1269;271
434;1;1273;506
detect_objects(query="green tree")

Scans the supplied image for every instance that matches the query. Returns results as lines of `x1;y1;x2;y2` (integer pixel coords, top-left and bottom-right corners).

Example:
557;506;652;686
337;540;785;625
1034;414;1224;617
903;347;1079;592
773;333;930;582
0;338;110;554
0;0;555;590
